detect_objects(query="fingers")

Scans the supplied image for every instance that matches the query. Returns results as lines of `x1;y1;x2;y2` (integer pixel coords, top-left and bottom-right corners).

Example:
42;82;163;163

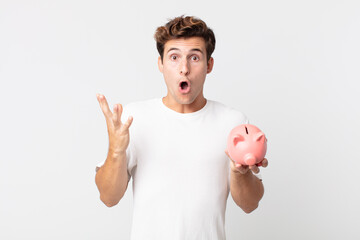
224;150;230;159
226;151;247;174
96;93;113;121
250;158;269;174
226;150;264;175
97;94;129;129
235;163;249;174
262;158;268;168
112;104;122;128
121;116;134;131
256;158;268;168
249;165;260;174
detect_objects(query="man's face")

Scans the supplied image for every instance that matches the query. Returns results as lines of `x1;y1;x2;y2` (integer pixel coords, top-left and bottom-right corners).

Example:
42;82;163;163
158;37;214;105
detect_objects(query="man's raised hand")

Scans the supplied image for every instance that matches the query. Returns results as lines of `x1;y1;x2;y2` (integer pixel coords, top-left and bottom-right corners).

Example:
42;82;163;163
96;93;133;156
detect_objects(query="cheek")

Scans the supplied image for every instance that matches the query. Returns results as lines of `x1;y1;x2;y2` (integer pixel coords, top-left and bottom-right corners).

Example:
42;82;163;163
162;71;176;87
162;62;176;74
163;70;173;81
163;67;178;80
196;67;208;80
194;63;208;74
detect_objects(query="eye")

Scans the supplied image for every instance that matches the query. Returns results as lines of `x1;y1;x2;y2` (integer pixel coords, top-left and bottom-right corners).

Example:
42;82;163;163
170;55;178;60
191;55;199;61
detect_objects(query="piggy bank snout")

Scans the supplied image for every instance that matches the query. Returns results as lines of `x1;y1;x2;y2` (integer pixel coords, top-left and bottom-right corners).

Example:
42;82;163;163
244;154;256;166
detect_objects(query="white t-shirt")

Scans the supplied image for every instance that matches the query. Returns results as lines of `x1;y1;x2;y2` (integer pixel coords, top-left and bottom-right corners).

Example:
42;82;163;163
96;98;251;240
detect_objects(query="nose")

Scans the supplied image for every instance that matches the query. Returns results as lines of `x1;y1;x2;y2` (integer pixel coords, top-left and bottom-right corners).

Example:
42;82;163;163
179;58;190;76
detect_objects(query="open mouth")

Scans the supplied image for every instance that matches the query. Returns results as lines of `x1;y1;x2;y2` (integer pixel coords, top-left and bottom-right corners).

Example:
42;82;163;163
179;80;190;94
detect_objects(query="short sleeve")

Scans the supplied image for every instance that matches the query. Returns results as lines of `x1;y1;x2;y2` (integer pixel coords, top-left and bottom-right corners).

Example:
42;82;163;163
125;141;137;180
234;109;249;125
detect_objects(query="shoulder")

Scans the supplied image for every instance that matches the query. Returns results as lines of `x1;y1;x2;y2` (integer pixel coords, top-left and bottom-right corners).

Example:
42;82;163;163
121;98;159;120
207;99;249;124
123;98;158;111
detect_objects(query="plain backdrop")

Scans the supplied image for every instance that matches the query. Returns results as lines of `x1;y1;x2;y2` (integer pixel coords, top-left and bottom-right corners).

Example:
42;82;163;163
1;0;359;239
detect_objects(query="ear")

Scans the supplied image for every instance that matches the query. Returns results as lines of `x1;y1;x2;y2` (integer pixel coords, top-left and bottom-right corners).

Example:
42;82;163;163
207;57;214;74
254;132;265;142
158;56;163;73
233;134;245;146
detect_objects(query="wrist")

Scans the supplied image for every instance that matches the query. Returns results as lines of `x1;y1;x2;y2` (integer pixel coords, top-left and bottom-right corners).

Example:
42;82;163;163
108;148;126;160
231;168;252;178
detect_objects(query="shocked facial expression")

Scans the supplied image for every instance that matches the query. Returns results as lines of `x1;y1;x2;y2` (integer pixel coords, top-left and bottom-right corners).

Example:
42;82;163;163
158;37;214;105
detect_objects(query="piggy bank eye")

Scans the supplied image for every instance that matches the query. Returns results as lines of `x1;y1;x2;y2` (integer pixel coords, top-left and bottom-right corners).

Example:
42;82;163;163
233;134;245;146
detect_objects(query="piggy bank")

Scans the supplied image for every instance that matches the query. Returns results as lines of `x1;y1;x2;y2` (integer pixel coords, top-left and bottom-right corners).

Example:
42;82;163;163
226;124;267;166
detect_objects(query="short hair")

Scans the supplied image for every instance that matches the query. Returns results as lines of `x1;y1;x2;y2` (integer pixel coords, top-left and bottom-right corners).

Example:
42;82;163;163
154;15;216;63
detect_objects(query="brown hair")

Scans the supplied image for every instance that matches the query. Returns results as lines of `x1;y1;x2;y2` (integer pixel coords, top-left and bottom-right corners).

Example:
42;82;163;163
154;15;216;63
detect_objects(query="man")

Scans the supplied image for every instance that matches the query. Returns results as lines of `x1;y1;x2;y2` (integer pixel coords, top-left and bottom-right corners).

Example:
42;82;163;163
95;15;268;240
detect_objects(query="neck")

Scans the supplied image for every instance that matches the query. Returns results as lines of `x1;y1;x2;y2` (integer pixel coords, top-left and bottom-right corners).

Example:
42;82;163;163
162;94;207;114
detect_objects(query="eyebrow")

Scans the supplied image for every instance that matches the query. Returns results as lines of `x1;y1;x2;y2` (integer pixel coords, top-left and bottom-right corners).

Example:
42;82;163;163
167;48;204;54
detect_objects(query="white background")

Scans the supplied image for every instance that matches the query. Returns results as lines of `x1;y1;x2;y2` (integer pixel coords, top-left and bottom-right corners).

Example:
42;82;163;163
1;0;359;239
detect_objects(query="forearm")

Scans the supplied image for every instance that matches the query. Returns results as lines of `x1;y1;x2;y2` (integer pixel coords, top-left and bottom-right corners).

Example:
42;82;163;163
230;170;264;213
95;151;129;207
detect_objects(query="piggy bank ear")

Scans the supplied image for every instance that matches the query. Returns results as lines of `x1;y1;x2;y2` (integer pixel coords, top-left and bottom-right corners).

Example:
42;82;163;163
233;134;245;146
254;132;265;142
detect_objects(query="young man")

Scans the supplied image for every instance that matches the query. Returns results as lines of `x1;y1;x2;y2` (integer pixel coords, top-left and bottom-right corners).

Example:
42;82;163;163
95;16;268;240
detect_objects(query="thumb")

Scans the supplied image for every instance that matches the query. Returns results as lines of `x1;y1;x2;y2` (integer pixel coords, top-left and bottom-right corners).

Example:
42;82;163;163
121;116;133;131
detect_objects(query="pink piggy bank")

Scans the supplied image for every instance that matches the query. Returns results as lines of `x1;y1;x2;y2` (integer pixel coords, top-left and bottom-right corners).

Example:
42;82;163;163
226;124;267;166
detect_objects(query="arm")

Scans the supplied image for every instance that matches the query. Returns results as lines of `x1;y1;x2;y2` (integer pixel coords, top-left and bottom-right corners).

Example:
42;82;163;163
226;151;268;213
230;167;264;213
95;94;133;207
95;151;129;207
